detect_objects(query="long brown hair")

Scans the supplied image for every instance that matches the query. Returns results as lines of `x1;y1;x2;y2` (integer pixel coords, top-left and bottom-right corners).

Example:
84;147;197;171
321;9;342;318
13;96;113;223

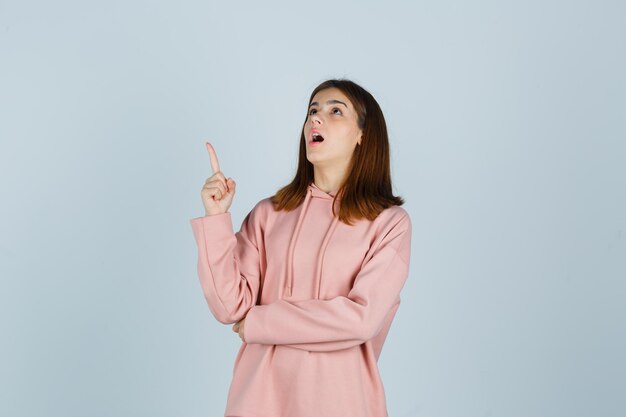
271;78;404;226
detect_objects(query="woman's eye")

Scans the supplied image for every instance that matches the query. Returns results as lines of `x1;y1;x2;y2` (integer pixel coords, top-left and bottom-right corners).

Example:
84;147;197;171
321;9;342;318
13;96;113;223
308;108;342;116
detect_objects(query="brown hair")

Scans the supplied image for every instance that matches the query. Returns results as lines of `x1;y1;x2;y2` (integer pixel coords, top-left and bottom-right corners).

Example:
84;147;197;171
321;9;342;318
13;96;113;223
270;78;404;226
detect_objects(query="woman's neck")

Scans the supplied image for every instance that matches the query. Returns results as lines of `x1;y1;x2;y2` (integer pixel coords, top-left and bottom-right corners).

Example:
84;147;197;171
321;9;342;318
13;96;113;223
312;167;347;195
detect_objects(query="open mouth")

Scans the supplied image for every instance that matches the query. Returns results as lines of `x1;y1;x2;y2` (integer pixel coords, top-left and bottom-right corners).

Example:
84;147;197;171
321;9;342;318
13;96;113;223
311;133;325;142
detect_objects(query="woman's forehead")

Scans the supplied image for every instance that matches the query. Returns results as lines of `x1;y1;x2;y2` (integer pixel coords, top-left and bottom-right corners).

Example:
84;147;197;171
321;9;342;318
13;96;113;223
310;88;352;109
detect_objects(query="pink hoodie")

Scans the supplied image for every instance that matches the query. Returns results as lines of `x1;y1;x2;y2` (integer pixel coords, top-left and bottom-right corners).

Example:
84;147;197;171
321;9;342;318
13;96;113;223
190;181;412;417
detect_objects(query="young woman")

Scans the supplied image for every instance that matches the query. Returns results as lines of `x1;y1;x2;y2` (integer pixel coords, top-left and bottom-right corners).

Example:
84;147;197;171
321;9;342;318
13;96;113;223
190;79;412;417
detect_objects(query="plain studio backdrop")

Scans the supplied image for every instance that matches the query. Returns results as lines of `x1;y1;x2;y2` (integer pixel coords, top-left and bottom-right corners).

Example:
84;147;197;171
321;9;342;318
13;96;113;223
1;1;624;416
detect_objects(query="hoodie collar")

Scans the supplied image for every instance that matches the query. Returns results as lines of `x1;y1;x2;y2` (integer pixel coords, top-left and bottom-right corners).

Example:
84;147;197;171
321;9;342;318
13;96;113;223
308;181;341;200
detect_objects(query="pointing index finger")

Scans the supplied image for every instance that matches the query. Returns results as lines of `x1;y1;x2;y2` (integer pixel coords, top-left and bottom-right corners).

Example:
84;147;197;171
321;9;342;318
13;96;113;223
205;142;221;174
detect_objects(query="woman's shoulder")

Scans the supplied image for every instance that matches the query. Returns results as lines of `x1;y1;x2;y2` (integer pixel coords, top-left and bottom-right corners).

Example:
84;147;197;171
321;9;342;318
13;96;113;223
374;204;411;227
243;196;281;224
252;196;278;214
347;204;411;240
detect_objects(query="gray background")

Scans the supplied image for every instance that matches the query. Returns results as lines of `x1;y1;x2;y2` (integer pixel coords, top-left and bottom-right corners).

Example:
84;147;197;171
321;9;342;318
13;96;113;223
1;1;625;416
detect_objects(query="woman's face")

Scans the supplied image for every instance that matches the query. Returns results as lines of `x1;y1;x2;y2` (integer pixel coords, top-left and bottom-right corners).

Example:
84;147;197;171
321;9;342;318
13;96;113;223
304;87;363;166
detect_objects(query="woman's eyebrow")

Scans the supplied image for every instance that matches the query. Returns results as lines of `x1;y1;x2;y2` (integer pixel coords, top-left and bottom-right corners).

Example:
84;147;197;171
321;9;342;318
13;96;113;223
309;99;348;108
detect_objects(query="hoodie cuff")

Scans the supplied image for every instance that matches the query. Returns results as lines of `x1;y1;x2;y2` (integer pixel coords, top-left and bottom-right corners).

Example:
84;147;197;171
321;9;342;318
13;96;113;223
242;305;266;344
189;212;233;244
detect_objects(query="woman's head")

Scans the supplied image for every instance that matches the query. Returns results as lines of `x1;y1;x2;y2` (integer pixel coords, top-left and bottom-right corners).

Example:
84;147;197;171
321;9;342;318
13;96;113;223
304;86;364;169
272;78;404;224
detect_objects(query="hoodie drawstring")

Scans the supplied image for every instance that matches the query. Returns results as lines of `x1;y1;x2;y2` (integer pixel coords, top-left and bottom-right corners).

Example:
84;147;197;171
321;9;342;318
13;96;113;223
314;215;339;299
285;185;340;298
285;187;313;297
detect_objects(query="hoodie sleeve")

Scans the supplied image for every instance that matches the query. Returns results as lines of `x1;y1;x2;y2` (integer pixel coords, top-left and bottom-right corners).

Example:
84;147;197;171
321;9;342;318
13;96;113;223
242;212;411;350
189;202;265;324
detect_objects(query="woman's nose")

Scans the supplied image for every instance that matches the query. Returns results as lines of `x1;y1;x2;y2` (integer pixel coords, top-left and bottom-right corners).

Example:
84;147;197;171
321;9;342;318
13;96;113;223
310;114;321;124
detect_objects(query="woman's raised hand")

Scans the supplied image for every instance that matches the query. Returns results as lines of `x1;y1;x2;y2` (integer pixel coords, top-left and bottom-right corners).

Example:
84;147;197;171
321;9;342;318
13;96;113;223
201;142;236;216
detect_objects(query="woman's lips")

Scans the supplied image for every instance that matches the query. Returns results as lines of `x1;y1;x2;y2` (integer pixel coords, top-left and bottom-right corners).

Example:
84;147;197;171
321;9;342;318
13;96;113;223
309;132;325;147
310;129;325;140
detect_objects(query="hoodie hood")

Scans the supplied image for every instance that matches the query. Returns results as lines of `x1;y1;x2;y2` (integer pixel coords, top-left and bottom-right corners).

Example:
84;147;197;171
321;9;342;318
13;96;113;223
284;181;341;297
